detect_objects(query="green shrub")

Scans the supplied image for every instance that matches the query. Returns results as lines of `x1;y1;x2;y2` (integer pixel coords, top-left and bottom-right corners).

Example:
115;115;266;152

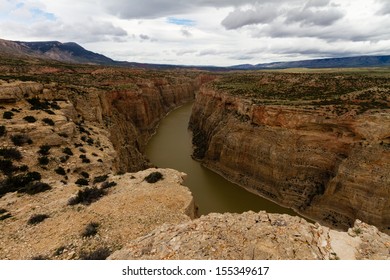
11;134;33;146
42;118;55;126
67;187;106;206
0;125;6;137
3;111;14;119
18;181;51;195
27;214;49;225
93;175;108;184
38;145;51;156
81;222;99;237
62;147;73;156
101;181;117;190
79;247;111;260
0;147;22;160
144;171;163;183
38;156;49;165
75;178;89;186
54;167;66;176
23;116;37;123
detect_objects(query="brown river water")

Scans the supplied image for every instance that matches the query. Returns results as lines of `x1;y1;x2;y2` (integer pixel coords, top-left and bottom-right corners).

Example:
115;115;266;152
146;102;299;216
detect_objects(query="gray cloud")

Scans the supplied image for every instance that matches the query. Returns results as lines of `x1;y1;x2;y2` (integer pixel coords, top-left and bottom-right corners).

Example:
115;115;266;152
221;4;278;30
181;28;192;37
376;0;390;15
101;0;262;19
285;7;344;26
139;34;150;40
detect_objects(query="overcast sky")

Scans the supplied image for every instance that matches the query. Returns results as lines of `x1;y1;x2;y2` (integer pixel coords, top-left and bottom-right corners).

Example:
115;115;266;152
1;0;390;66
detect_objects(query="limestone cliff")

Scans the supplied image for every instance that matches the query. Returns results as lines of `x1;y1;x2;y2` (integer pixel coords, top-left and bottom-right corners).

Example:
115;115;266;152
189;72;390;232
110;211;390;260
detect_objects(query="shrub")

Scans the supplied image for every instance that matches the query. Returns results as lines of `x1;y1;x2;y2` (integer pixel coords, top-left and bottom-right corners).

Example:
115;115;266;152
31;255;49;260
27;214;49;225
0;147;22;160
54;246;66;256
18;181;51;195
79;247;111;260
67;187;106;206
38;156;49;165
60;156;69;163
93;175;108;184
42;118;55;126
19;165;29;172
0;172;42;196
0;159;17;175
23;116;37;123
62;147;73;156
3;111;14;119
38;145;51;156
144;172;163;183
80;172;90;178
44;109;55;115
0;125;6;137
79;148;86;153
75;178;89;186
54;167;66;176
101;181;117;190
81;222;99;237
11;134;33;146
0;209;11;221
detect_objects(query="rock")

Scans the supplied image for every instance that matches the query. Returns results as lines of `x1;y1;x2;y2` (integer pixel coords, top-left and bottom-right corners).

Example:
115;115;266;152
109;211;390;260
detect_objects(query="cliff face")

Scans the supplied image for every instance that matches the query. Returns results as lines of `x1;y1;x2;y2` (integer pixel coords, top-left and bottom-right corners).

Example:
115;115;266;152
110;211;390;260
189;75;390;232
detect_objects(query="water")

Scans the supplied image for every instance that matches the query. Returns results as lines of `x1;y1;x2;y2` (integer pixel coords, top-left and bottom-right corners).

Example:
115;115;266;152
146;102;298;216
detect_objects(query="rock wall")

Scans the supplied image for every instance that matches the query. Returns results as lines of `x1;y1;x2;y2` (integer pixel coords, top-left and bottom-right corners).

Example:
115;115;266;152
189;86;390;232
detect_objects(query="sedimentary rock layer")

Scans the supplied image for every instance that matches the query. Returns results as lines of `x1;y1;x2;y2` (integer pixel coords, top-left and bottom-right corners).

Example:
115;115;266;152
189;76;390;232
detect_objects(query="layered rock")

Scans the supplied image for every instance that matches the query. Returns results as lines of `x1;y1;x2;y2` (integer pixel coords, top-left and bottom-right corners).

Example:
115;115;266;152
190;76;390;232
110;211;390;260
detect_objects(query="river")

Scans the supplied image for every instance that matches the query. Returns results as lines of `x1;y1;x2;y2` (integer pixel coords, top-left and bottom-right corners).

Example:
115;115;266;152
146;102;298;216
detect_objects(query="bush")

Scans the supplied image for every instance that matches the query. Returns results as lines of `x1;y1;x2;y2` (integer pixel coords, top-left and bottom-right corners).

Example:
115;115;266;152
144;172;163;183
44;109;55;115
27;214;49;225
59;156;69;163
80;171;90;178
38;145;51;156
81;222;99;237
0;209;11;221
101;181;117;190
42;118;55;126
11;134;33;146
62;147;73;156
0;172;42;197
23;116;37;123
38;156;49;165
0;125;6;137
67;187;106;206
93;175;108;184
18;181;52;195
0;147;22;160
0;159;17;175
3;111;14;119
54;167;66;176
75;178;89;186
79;247;111;260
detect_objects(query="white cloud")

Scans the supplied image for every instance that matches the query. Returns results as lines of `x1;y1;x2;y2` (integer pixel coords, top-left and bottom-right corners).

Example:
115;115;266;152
0;0;389;66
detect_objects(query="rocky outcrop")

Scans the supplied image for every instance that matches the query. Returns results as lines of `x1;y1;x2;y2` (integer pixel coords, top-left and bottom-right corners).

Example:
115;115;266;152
109;211;390;260
189;81;390;232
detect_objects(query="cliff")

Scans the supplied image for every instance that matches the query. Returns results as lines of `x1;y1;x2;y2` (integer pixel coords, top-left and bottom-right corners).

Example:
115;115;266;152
189;72;390;233
110;211;390;260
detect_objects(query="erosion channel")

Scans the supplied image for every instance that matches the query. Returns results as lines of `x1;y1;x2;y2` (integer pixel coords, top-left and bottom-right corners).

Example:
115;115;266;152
146;102;298;216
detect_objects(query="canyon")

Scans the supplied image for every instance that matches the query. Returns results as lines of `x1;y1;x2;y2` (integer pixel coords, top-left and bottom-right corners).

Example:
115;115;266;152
0;57;389;259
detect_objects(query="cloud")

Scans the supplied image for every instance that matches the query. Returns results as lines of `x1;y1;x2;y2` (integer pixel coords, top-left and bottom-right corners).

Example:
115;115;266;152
376;0;390;15
181;28;192;37
221;4;278;30
285;7;344;26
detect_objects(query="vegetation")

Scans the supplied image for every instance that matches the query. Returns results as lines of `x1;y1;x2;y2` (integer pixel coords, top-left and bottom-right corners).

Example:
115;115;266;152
79;247;111;260
0;125;6;137
38;145;51;156
3;111;14;119
75;178;89;186
62;147;73;156
11;134;33;146
67;187;106;206
81;222;99;237
23;116;37;123
101;181;117;189
42;118;55;126
38;156;50;165
93;175;108;184
54;167;66;176
144;171;163;183
0;147;22;160
27;214;50;225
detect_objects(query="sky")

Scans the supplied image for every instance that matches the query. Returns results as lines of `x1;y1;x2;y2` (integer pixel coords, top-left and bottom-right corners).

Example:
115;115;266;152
1;0;390;66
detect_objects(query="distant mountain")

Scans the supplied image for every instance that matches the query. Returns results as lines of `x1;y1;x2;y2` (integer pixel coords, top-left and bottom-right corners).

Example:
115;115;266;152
0;39;114;65
1;38;390;70
231;55;390;70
